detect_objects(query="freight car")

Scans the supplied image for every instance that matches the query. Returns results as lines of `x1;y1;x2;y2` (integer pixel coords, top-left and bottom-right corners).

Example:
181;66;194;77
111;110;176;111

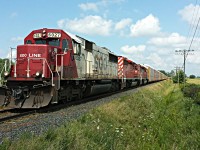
144;65;166;82
0;28;167;109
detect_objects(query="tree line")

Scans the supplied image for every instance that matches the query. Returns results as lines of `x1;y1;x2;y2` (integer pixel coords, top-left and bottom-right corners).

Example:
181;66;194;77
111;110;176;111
0;58;9;74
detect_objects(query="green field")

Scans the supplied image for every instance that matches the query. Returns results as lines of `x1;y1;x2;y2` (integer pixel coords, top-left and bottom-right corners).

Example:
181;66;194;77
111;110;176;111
187;78;200;85
1;80;200;150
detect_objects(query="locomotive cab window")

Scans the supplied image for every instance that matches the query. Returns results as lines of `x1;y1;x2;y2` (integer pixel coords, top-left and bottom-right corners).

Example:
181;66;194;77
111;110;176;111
124;60;128;65
35;39;47;44
73;41;81;55
35;39;60;47
109;53;118;63
49;39;60;47
26;40;32;44
62;39;69;52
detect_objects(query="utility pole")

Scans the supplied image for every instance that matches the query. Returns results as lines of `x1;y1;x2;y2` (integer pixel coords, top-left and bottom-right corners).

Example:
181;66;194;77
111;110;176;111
174;66;182;85
175;50;194;87
175;67;180;84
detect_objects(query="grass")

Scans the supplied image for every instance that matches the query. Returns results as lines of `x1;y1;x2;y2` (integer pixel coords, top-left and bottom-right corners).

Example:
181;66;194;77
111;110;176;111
187;78;200;85
181;79;200;104
1;80;200;150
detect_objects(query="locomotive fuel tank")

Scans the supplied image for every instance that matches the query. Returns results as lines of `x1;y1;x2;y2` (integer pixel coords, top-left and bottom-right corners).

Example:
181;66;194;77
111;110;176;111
84;80;112;96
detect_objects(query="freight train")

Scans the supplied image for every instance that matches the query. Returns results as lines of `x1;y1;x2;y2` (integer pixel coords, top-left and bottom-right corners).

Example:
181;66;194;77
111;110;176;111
0;28;167;109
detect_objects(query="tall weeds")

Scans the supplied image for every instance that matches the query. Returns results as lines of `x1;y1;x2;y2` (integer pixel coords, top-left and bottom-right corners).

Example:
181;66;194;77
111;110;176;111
1;80;200;150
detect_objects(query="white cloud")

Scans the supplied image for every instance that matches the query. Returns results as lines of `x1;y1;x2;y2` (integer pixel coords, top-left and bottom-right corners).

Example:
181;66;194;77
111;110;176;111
57;19;65;28
79;3;98;12
101;0;125;5
148;33;187;48
78;0;125;12
187;54;200;64
130;14;161;37
115;18;132;30
148;32;200;54
146;53;167;68
57;15;113;36
121;45;146;54
178;4;200;25
11;37;23;43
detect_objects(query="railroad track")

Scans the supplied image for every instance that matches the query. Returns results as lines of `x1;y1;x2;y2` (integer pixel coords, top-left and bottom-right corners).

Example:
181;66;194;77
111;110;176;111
0;110;36;123
0;82;157;124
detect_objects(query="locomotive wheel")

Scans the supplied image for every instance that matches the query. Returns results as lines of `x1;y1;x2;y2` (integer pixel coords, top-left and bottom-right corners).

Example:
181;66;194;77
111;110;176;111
110;82;117;92
78;90;83;100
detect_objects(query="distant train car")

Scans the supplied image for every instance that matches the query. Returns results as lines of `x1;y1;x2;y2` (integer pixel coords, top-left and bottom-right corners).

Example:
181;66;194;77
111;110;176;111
139;64;148;84
118;56;143;88
144;65;167;82
145;65;155;82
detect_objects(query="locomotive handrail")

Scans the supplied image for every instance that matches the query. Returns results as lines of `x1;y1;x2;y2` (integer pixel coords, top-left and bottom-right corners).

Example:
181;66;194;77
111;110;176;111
55;52;68;90
27;58;55;87
56;53;67;79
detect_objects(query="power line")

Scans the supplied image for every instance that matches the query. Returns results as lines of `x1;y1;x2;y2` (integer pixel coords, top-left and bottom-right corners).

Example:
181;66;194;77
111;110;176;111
187;0;199;41
188;16;200;51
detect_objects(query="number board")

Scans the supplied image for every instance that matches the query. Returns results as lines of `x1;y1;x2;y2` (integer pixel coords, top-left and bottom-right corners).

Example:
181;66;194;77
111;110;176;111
47;32;61;38
33;33;42;38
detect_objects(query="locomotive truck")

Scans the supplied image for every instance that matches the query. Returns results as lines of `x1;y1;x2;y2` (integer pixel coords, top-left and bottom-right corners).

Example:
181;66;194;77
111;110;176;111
0;28;167;109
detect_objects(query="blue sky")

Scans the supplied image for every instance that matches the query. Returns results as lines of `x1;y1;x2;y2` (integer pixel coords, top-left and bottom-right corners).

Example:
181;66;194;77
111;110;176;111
0;0;199;75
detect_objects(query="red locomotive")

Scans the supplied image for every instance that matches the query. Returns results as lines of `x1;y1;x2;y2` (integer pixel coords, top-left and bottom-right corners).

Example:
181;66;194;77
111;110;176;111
0;28;167;109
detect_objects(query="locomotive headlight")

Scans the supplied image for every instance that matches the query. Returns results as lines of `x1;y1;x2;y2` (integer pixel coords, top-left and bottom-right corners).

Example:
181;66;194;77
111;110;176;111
4;71;9;77
35;71;41;77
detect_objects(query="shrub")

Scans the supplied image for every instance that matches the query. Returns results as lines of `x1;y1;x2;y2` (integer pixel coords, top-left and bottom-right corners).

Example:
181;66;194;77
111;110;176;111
189;75;196;79
173;70;185;83
181;84;200;104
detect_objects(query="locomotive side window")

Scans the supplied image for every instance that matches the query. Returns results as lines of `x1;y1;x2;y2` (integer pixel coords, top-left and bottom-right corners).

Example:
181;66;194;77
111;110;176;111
109;53;118;63
62;39;69;52
73;41;81;55
26;40;32;44
135;66;138;70
124;60;128;65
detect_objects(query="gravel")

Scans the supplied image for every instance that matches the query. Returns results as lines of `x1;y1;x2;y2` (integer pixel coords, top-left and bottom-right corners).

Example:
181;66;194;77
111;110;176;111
0;87;140;144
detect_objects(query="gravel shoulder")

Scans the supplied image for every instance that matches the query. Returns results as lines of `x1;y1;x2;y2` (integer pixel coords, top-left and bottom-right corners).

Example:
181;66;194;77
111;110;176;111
0;86;141;143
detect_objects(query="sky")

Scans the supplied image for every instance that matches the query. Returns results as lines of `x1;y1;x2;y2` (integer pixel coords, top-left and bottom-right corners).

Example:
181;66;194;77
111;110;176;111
0;0;200;76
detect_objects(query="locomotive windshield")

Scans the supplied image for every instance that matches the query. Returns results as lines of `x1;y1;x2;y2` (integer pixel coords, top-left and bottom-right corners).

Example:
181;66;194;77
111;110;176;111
35;39;60;47
35;40;46;44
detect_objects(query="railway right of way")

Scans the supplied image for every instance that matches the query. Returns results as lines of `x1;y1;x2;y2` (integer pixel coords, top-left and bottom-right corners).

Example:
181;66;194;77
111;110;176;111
0;81;158;143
